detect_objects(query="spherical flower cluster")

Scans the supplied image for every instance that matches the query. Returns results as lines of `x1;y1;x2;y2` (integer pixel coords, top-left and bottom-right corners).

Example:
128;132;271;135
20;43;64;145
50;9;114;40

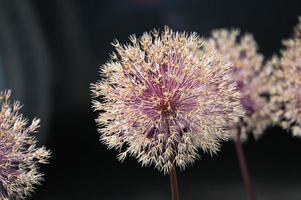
91;27;244;173
0;90;50;199
204;29;273;139
278;17;301;137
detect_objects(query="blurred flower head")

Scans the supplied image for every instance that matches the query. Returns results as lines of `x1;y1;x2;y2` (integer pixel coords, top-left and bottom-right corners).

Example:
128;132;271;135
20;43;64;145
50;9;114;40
204;29;273;139
278;17;301;137
91;27;244;173
0;90;50;199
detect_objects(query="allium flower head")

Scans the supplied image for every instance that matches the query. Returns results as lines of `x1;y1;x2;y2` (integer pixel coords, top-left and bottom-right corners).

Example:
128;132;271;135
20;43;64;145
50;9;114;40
0;90;50;199
91;27;244;173
204;29;273;139
278;17;301;137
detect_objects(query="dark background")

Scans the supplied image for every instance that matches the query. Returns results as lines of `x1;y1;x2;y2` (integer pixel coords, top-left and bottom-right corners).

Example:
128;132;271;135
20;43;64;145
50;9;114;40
0;0;301;199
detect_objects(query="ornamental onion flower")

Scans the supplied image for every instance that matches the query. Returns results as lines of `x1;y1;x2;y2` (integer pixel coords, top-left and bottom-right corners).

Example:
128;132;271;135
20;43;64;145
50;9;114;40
204;29;273;139
278;17;301;137
203;29;278;200
0;90;50;199
261;56;287;127
91;27;244;174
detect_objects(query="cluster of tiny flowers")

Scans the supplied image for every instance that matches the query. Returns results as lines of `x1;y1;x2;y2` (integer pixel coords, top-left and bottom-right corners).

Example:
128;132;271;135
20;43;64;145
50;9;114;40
277;17;301;137
204;29;273;139
261;56;287;126
91;27;244;173
0;91;50;199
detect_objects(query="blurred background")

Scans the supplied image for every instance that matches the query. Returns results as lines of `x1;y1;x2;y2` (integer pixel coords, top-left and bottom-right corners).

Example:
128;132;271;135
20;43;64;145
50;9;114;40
0;0;301;199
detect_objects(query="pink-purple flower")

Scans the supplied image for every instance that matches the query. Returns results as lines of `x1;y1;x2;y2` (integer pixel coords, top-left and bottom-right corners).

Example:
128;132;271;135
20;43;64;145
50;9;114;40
276;17;301;137
0;90;50;199
91;27;244;173
204;29;274;139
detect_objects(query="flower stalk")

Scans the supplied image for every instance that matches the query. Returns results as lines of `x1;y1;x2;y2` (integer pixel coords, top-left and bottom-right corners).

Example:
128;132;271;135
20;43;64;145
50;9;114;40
169;165;180;200
235;126;255;200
